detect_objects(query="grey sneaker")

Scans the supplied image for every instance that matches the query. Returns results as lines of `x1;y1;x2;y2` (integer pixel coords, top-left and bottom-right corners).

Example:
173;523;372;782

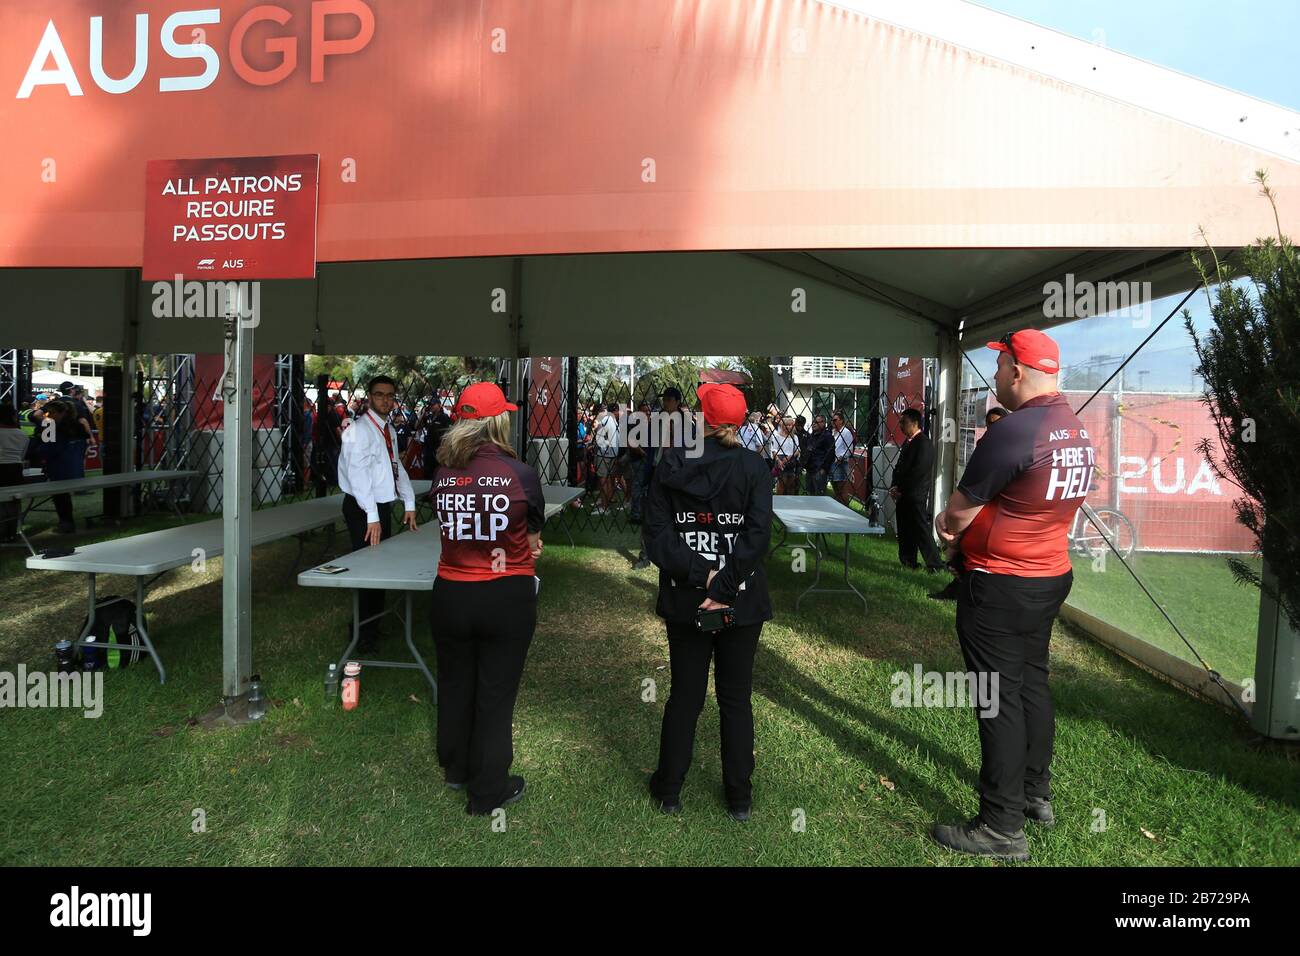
1024;796;1055;827
931;817;1030;861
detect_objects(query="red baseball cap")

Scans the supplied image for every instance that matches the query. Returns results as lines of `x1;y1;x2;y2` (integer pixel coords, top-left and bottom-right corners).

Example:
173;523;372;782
455;382;517;419
987;329;1061;374
696;383;747;427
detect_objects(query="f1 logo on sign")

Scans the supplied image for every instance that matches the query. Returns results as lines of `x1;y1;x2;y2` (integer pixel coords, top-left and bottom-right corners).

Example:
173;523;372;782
15;1;375;98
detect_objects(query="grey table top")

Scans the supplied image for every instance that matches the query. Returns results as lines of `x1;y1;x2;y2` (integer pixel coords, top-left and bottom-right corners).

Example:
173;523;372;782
26;494;349;576
0;469;200;503
299;527;442;591
542;485;584;511
299;485;581;591
771;496;885;535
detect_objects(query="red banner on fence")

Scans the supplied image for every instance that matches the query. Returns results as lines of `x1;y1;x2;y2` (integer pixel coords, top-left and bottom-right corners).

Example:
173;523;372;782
193;354;276;430
885;357;926;445
528;357;563;439
143;154;320;281
968;391;1253;554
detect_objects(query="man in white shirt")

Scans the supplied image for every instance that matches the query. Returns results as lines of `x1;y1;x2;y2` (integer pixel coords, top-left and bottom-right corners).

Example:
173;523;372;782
594;402;622;514
830;411;856;506
338;376;418;650
738;410;766;455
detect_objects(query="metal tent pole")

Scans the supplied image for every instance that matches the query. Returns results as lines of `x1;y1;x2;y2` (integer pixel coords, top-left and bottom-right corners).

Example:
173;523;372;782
221;287;254;701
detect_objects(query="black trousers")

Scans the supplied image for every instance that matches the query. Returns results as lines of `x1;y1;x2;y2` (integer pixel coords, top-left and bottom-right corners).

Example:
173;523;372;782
53;493;74;527
430;575;537;811
896;493;943;570
0;463;22;538
650;621;763;807
341;495;392;641
955;570;1073;833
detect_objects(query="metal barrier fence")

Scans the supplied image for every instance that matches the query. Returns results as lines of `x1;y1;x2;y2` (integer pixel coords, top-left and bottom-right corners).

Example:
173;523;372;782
130;355;950;536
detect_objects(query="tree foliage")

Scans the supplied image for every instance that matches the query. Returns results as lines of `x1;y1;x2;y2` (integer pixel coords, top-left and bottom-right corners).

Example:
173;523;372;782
1186;172;1300;629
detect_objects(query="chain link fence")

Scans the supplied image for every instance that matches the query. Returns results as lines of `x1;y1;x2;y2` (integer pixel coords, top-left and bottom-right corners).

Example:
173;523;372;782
132;355;955;538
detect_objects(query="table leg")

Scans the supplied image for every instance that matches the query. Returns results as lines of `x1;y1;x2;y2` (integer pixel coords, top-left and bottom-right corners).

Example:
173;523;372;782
79;574;97;639
132;575;167;683
404;592;437;702
840;534;868;612
768;517;789;559
336;589;362;673
795;535;823;611
16;496;45;556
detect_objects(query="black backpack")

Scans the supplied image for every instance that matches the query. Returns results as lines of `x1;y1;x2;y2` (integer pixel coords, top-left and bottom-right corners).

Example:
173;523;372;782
78;597;146;669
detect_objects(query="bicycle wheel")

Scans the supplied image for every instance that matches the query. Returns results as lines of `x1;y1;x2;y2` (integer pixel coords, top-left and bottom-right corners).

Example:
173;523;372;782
1076;508;1137;560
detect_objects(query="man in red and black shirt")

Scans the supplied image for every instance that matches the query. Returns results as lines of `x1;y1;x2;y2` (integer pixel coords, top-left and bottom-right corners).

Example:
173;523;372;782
931;328;1094;861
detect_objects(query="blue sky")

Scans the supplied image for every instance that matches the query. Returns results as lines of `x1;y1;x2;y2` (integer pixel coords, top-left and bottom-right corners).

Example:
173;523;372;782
976;0;1300;111
960;1;1295;393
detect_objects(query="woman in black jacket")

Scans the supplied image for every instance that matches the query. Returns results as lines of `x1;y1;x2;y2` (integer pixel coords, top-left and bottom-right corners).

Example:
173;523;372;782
642;383;773;821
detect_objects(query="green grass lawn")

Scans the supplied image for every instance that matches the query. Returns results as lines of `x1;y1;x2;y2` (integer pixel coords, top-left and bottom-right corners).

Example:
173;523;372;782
1067;550;1262;685
1;504;1297;866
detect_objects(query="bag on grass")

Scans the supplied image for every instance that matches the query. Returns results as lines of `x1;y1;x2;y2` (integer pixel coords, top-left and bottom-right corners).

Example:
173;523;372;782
78;596;146;669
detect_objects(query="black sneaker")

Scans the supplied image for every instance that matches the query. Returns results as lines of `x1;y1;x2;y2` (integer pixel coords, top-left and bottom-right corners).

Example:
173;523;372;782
931;817;1030;861
647;776;681;815
1024;796;1055;827
726;804;751;823
632;556;652;571
445;776;467;791
466;776;526;815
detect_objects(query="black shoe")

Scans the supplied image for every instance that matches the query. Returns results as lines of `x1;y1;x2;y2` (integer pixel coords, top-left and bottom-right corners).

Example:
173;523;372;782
928;580;959;601
726;804;751;823
931;816;1030;861
466;775;526;815
445;776;467;791
1024;796;1055;828
632;556;652;571
647;776;681;814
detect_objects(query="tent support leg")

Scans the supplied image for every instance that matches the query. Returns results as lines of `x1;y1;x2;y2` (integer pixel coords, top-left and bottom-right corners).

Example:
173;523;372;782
221;295;255;701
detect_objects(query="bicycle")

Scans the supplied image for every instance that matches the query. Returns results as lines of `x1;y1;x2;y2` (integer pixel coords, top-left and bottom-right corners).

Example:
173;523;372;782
1068;502;1137;560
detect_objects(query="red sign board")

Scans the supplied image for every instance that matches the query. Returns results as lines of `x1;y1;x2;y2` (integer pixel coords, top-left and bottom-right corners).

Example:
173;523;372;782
143;154;320;281
528;357;564;439
885;357;926;445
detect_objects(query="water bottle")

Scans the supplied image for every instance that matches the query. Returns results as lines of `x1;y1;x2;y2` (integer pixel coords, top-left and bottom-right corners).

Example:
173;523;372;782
247;675;266;721
324;663;339;703
81;635;104;672
55;640;76;674
341;661;361;711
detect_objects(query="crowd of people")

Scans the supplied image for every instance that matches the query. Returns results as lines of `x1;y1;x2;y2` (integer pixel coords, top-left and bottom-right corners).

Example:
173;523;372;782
576;390;865;524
